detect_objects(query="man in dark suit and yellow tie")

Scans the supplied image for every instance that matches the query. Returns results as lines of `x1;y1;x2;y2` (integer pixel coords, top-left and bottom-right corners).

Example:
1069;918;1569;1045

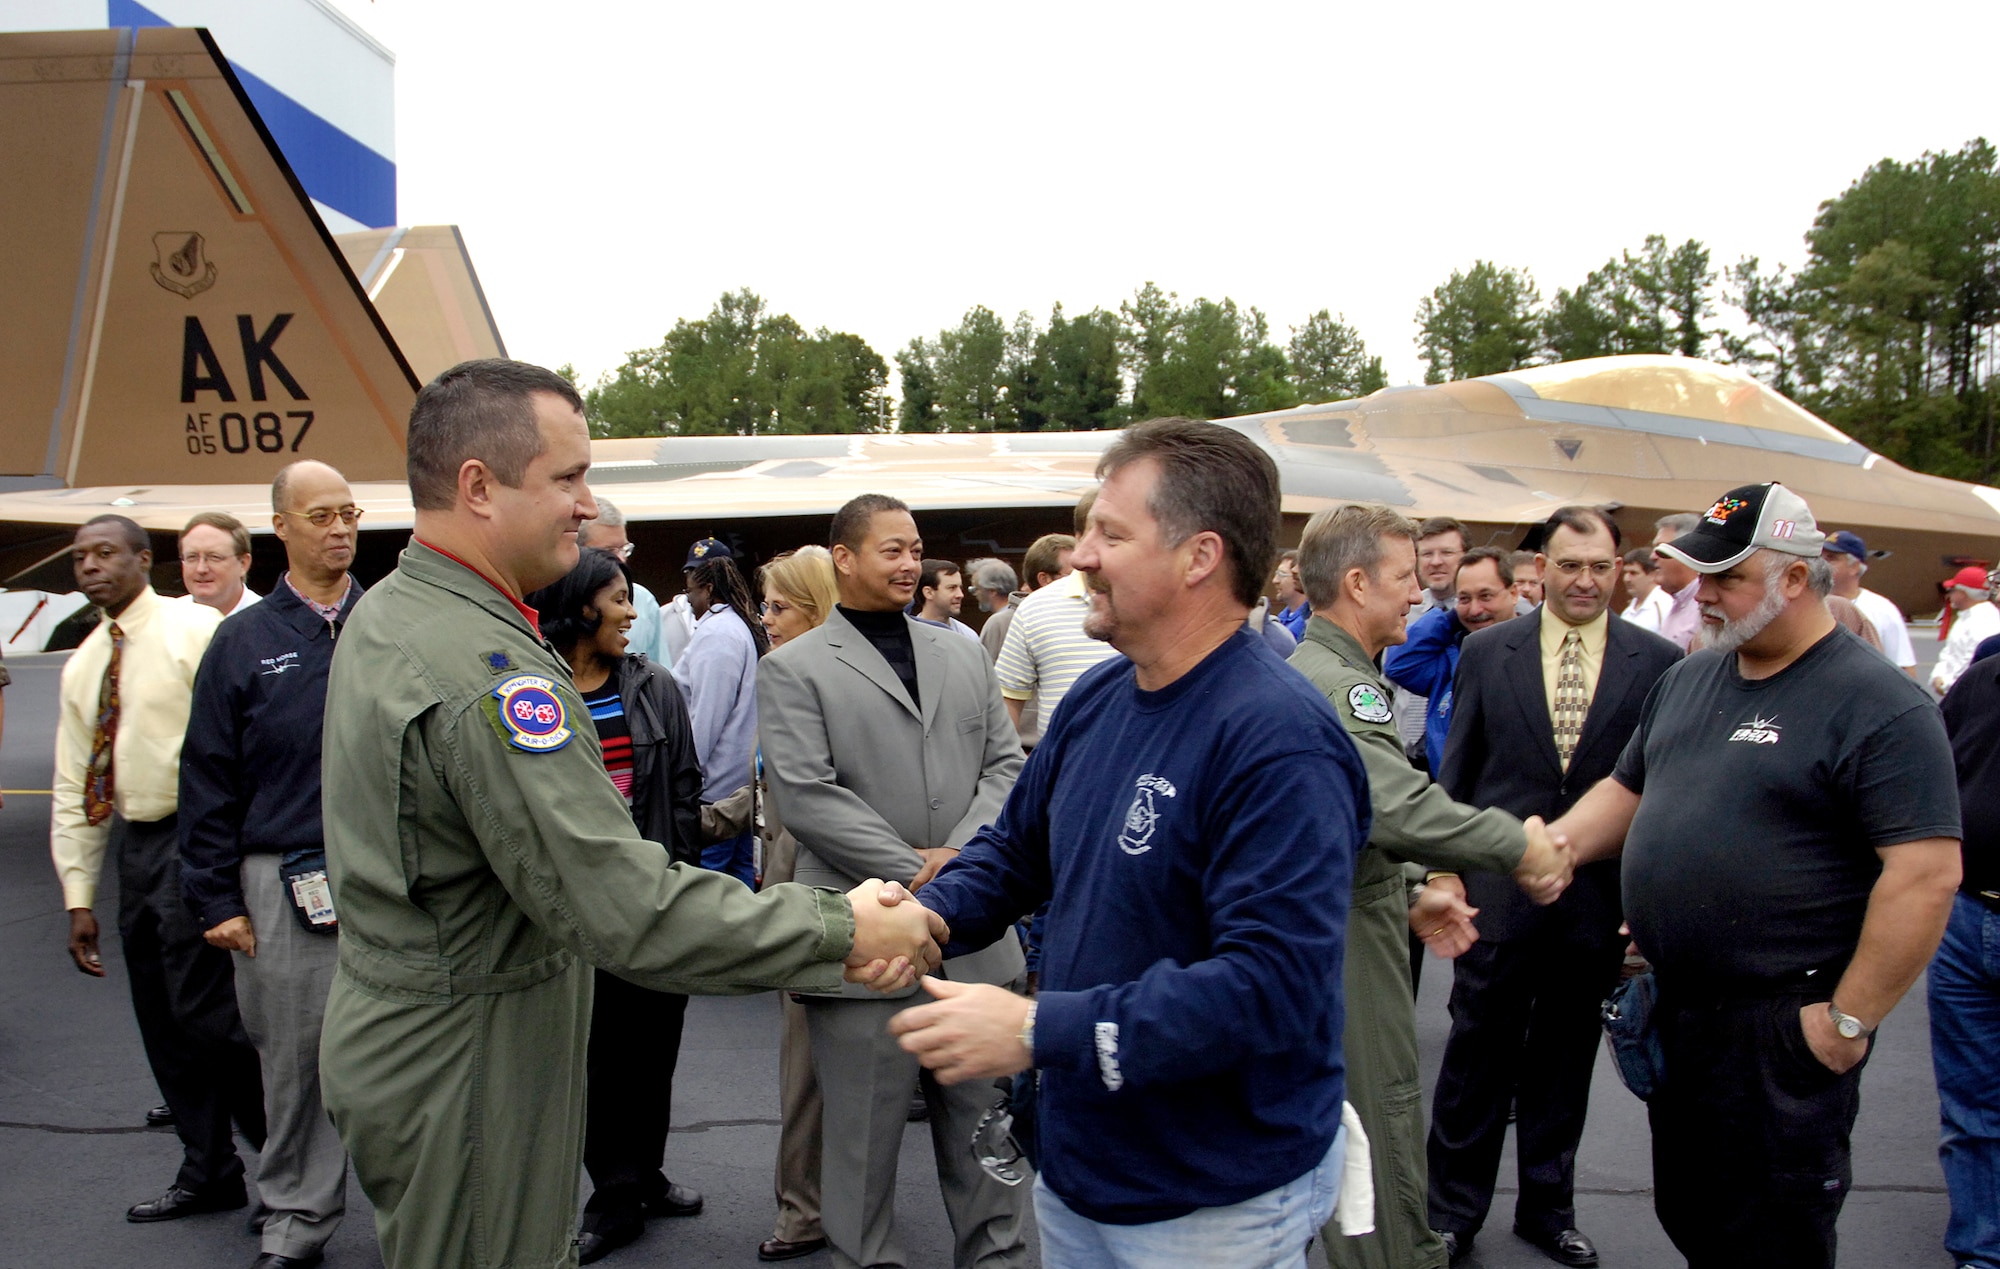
1424;506;1681;1266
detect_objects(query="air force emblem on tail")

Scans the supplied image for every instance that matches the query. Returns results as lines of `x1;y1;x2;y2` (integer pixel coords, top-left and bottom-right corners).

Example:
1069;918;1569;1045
1117;774;1177;855
151;231;217;298
493;675;574;753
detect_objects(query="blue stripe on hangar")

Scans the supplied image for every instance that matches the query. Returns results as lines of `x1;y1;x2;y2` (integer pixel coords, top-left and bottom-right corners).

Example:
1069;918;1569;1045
109;0;396;228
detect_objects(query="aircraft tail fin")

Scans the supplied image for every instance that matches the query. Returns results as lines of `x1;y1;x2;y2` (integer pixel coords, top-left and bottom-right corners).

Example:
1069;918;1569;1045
1;25;419;489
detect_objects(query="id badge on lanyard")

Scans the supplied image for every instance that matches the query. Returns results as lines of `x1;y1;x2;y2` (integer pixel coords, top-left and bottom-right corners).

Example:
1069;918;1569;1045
281;847;338;932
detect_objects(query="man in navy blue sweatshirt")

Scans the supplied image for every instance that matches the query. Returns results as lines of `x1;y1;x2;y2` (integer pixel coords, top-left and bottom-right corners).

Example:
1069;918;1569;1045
891;418;1368;1269
180;460;362;1269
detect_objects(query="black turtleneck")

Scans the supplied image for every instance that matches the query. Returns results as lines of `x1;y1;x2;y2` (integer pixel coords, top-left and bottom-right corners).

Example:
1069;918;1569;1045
840;605;919;709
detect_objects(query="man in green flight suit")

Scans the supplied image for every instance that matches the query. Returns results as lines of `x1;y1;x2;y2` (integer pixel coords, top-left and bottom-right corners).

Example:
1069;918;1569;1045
319;359;945;1269
1288;503;1572;1269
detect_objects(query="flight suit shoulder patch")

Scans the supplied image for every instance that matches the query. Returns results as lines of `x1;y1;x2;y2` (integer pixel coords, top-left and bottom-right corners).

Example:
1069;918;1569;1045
489;674;574;753
1347;682;1393;724
482;650;515;675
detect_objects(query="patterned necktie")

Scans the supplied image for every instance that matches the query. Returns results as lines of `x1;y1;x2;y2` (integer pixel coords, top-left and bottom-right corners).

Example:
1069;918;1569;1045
1553;628;1588;770
84;622;123;826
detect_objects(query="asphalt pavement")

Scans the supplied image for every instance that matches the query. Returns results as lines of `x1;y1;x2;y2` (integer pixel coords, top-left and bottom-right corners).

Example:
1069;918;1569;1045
0;641;1961;1268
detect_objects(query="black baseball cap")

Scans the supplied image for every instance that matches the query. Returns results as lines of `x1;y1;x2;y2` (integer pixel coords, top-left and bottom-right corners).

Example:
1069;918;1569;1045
1656;482;1826;574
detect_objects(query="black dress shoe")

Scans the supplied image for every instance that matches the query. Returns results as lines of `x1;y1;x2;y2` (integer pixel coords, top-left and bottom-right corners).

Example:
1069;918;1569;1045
758;1234;828;1261
640;1181;704;1219
250;1254;324;1268
578;1204;645;1265
127;1182;248;1222
144;1103;175;1127
1514;1224;1599;1267
1436;1230;1473;1264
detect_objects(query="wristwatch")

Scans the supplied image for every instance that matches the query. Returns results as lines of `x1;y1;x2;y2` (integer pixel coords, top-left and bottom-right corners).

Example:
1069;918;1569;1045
1827;1002;1872;1040
1018;1001;1037;1059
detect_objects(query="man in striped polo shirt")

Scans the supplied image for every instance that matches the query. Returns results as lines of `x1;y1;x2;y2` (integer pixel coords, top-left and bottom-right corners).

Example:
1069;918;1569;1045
995;494;1116;746
994;553;1118;744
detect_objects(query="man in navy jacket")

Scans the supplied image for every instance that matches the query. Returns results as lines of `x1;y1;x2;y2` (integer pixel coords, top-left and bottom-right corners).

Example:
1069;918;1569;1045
181;461;362;1269
890;419;1366;1269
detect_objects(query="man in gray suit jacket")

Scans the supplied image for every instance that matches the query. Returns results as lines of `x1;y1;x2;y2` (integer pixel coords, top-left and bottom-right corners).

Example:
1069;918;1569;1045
757;493;1029;1269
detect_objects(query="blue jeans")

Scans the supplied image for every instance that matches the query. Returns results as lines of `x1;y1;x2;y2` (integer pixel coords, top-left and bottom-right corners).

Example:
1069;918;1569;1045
1931;892;2000;1269
701;830;756;889
1033;1127;1344;1269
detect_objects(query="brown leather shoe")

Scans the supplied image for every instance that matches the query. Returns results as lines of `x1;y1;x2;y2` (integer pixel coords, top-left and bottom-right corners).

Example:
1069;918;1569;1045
758;1234;828;1261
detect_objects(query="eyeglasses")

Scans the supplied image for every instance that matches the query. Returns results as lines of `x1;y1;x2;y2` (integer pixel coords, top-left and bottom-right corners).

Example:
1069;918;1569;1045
1549;559;1618;580
179;551;238;568
614;542;636;561
971;1098;1029;1187
282;506;364;528
759;599;794;618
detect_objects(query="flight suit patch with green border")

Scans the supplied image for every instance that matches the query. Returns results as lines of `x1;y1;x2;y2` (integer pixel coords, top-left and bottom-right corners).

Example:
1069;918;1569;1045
1347;682;1393;724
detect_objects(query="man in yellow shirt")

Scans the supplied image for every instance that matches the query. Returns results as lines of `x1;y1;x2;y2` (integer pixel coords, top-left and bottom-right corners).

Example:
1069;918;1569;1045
53;514;268;1223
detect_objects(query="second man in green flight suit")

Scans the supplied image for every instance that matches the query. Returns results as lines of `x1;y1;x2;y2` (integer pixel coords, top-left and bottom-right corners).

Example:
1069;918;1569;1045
1288;503;1572;1269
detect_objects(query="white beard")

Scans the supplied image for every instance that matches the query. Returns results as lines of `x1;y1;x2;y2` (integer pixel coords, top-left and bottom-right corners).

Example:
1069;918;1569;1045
1699;583;1787;655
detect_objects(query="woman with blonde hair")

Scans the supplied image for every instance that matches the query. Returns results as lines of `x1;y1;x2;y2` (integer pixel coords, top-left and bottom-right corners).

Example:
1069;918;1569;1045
759;546;839;646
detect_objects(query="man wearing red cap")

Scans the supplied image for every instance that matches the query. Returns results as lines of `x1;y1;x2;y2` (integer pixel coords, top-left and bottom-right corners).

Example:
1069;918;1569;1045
1933;565;1999;696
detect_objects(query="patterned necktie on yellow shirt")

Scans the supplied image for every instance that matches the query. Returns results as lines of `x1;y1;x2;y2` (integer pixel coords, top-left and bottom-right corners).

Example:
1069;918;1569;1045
84;622;122;826
1553;628;1587;770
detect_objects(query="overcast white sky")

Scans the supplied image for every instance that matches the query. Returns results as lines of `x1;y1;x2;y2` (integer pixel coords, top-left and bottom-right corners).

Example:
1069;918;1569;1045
331;0;1999;392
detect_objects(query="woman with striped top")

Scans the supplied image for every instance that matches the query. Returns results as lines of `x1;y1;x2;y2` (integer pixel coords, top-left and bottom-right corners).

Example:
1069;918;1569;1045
527;547;707;1264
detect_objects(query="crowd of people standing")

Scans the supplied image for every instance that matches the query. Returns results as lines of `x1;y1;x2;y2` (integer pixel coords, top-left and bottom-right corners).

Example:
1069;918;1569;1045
23;355;1998;1269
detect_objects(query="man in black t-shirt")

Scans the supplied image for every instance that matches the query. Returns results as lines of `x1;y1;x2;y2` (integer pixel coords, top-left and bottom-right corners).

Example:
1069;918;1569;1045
1548;483;1962;1269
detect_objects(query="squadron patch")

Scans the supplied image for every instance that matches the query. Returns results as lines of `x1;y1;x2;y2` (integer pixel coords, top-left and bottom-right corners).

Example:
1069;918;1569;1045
1347;683;1393;724
492;675;573;752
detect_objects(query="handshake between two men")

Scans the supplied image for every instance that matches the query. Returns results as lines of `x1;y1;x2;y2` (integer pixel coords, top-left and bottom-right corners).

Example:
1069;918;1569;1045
842;878;951;991
1409;816;1575;959
844;818;1576;1009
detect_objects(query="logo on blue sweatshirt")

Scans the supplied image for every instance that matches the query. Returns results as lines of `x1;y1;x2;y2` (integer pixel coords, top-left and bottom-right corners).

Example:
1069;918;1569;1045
1118;774;1178;855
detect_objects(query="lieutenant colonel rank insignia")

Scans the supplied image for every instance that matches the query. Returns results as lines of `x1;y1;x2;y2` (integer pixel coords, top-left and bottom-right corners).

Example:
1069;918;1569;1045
1347;683;1393;724
492;675;573;752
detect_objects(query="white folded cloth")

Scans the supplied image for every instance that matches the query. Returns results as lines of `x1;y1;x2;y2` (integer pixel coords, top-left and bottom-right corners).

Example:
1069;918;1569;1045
1336;1100;1375;1236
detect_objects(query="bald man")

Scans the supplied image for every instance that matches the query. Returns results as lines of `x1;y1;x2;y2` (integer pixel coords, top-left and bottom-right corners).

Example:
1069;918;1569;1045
180;461;363;1267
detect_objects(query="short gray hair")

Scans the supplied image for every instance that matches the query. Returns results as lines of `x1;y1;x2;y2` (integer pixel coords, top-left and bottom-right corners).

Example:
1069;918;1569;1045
970;558;1018;594
1758;548;1834;598
579;498;625;548
1298;504;1419;610
1655;512;1701;538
